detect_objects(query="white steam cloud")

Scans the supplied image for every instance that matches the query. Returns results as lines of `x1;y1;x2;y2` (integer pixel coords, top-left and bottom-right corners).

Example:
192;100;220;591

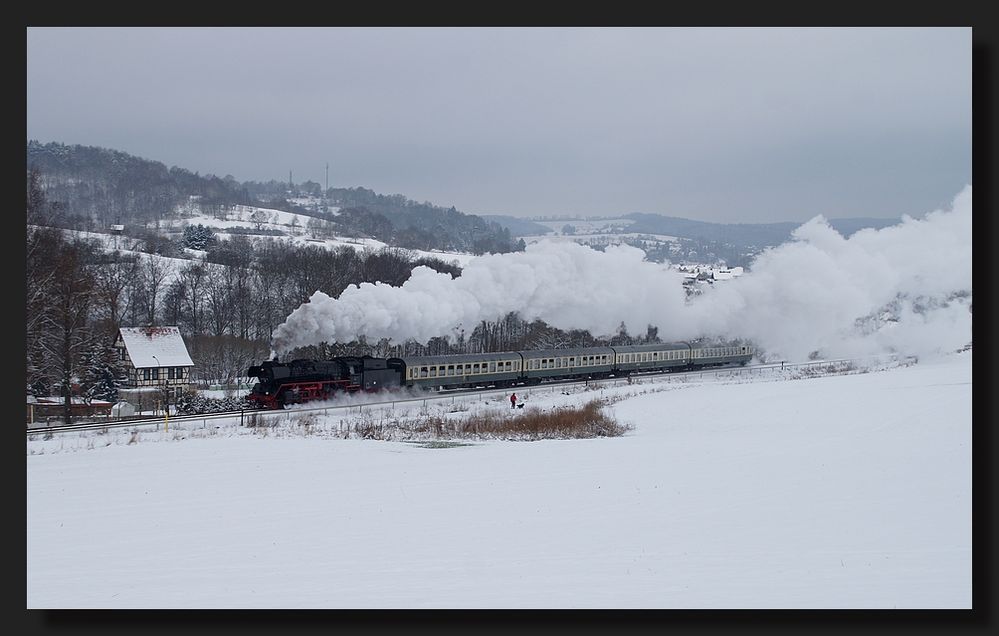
272;241;691;352
272;185;972;362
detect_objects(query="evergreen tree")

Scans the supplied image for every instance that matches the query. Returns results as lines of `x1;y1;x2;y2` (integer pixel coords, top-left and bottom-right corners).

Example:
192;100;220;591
79;341;127;402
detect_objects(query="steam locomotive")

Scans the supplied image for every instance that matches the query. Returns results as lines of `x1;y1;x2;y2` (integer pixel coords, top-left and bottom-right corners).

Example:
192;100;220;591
246;341;755;409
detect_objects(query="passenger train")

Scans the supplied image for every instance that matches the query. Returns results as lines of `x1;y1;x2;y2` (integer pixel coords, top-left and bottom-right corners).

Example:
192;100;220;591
246;341;755;410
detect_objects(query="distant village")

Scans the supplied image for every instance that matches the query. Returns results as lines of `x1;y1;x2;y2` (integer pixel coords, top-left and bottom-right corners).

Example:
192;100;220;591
675;264;745;296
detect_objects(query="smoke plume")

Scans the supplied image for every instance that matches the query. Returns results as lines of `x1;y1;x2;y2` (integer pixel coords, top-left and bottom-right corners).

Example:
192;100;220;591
271;185;971;362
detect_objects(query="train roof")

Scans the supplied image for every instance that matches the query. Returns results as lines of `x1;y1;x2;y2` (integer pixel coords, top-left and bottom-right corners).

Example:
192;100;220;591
391;352;523;366
609;342;691;353
519;346;616;359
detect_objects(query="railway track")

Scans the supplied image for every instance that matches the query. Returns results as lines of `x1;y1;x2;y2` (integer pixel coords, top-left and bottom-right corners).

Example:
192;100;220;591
26;357;895;437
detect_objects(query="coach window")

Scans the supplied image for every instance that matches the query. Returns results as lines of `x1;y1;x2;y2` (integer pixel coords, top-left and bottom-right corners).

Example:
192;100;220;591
541;359;548;369
430;367;438;377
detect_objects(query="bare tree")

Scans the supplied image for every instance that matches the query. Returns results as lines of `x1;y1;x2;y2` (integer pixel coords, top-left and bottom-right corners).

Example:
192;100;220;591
179;262;208;335
161;279;187;329
204;263;234;337
35;240;97;424
140;254;172;326
91;251;140;338
26;227;65;391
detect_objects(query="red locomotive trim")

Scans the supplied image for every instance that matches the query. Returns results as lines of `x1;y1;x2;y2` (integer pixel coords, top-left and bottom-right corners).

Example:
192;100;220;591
248;379;360;409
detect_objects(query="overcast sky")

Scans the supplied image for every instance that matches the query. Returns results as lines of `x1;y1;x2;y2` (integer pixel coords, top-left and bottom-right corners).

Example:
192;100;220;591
26;27;971;223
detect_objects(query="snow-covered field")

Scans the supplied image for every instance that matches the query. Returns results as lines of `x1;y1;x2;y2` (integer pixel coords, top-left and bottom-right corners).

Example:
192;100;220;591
26;351;972;608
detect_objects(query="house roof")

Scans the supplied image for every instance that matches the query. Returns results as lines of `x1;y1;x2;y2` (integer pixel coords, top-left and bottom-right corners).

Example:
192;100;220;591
118;327;194;368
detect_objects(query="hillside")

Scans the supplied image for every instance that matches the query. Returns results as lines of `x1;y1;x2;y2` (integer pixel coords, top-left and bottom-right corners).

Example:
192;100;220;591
27;140;521;255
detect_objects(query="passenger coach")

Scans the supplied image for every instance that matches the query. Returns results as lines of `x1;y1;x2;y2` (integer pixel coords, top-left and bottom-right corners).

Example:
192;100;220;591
520;346;615;384
611;343;690;375
687;343;754;367
393;352;523;391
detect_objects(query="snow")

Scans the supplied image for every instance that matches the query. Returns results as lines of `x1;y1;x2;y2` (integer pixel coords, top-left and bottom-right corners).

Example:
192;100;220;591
68;201;479;268
26;351;971;608
118;326;194;368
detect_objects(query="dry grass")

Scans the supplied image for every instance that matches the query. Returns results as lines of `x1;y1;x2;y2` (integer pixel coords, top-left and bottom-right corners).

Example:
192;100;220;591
345;399;630;442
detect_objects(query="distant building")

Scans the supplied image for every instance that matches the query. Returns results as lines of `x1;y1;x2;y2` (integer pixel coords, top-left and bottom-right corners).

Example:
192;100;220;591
27;397;113;423
114;327;195;407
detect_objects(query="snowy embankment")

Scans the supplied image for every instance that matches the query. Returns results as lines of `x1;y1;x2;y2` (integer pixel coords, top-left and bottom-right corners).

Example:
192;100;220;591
26;352;971;608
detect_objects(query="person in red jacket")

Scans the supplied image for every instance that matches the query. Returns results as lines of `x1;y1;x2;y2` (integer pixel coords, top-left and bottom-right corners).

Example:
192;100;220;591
510;393;517;409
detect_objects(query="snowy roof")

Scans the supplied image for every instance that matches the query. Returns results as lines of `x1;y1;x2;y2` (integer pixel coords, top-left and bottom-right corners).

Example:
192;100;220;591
118;327;194;368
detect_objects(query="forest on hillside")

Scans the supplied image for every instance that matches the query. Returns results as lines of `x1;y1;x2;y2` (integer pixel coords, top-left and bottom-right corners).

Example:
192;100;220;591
27;140;523;255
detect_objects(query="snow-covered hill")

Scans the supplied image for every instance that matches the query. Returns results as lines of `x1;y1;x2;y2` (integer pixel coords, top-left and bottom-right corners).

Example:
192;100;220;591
40;199;482;278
